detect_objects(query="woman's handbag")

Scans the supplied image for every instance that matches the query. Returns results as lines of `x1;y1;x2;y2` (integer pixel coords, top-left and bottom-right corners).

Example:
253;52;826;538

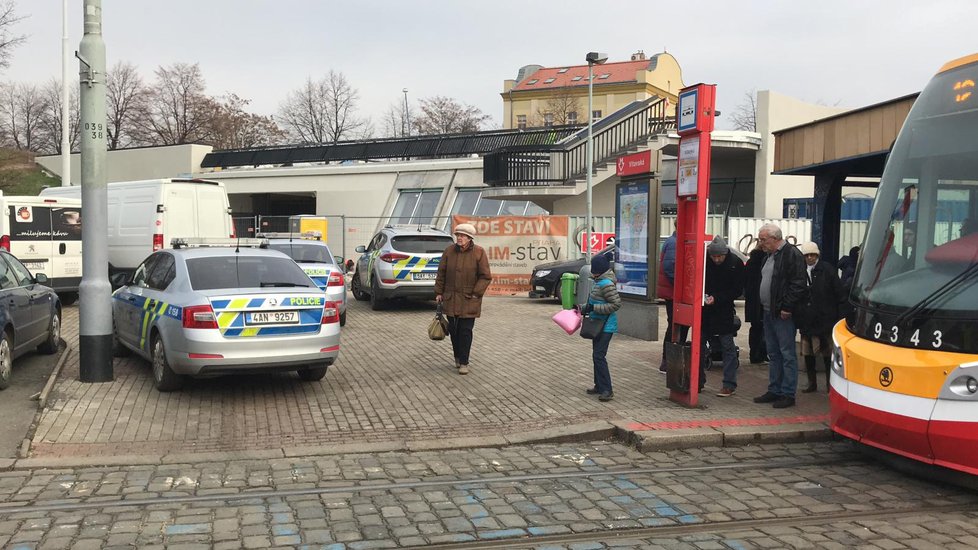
552;308;582;335
579;314;607;340
428;303;450;341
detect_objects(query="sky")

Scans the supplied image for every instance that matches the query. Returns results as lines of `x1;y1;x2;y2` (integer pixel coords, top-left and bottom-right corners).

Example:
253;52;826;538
4;0;977;132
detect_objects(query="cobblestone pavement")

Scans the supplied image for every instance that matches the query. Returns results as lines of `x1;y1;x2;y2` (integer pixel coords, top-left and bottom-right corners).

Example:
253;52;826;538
32;298;828;458
0;441;974;549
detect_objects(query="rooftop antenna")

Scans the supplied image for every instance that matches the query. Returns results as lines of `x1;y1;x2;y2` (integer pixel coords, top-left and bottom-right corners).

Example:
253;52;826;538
235;236;241;254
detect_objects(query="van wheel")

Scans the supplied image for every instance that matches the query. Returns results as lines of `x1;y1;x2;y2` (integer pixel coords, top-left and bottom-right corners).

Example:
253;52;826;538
38;309;61;355
369;277;385;311
351;271;369;301
0;332;11;390
151;335;183;392
297;365;328;381
58;292;78;306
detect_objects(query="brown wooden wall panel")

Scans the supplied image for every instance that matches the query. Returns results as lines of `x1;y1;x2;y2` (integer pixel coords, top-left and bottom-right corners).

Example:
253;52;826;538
869;108;884;151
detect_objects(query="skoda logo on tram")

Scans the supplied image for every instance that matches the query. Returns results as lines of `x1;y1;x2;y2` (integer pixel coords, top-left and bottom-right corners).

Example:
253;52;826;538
879;367;894;387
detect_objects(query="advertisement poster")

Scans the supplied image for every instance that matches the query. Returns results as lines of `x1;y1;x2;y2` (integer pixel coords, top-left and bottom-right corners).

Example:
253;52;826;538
452;215;569;295
677;136;700;196
615;182;650;297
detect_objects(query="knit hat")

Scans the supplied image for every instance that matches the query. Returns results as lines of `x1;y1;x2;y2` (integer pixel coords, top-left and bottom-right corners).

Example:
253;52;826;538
799;242;820;256
706;236;728;255
590;254;611;275
453;223;476;239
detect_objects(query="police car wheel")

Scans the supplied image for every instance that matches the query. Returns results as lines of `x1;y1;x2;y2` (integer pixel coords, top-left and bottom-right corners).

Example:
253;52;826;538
351;271;369;301
151;335;183;392
369;277;385;311
297;365;328;381
339;311;347;326
38;308;60;355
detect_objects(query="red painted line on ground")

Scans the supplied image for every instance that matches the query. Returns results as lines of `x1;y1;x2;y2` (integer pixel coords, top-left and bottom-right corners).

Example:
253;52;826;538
624;414;830;432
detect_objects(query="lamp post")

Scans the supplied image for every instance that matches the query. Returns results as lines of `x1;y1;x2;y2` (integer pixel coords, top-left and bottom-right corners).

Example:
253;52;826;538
402;88;410;137
584;52;608;262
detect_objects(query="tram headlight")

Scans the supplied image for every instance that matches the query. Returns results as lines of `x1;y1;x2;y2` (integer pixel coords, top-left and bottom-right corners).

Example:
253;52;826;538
967;377;978;394
830;335;845;379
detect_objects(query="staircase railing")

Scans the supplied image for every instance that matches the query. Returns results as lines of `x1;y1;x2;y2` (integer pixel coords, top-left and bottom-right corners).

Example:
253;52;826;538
484;97;674;187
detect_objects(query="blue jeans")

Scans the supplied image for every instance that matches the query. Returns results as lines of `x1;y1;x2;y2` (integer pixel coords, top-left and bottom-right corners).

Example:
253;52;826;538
592;331;614;394
703;333;739;390
763;310;798;397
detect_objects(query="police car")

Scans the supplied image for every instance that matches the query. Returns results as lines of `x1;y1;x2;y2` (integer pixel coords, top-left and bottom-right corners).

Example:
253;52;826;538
112;238;341;391
351;225;453;310
261;232;348;326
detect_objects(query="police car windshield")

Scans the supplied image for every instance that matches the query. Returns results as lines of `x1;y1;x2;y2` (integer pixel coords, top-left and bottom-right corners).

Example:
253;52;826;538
391;235;454;254
268;242;334;264
187;257;316;290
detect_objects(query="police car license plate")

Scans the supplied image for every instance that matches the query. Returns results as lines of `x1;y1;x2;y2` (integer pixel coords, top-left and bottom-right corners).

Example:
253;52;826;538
413;272;437;281
246;311;298;325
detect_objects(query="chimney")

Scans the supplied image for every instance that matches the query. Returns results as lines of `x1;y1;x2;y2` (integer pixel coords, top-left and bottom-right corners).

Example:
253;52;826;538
630;50;646;61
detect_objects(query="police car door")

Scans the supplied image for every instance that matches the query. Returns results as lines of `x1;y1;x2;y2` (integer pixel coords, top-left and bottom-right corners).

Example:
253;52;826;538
0;253;34;353
116;254;160;349
137;253;176;351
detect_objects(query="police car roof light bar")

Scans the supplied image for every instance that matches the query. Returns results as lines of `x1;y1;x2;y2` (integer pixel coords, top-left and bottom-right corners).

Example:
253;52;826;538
171;237;268;249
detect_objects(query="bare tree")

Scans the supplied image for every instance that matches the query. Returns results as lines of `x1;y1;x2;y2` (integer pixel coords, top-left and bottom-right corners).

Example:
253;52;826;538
0;82;48;151
106;61;149;149
206;93;286;149
413;96;490;135
142;62;212;145
0;1;26;70
39;78;80;154
532;89;582;127
381;101;417;138
730;89;757;132
278;71;370;144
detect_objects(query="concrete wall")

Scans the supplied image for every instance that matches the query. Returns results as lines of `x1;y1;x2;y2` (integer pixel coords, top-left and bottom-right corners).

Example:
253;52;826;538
754;91;848;218
36;144;212;185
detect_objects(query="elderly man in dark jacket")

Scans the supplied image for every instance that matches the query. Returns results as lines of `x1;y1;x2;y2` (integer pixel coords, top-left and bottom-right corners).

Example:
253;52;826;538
752;223;808;409
702;236;745;396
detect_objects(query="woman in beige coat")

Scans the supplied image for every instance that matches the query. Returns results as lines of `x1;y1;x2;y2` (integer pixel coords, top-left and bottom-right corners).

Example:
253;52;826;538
434;223;492;375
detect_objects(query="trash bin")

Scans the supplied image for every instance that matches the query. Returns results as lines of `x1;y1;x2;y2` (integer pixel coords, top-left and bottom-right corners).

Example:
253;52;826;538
560;272;579;309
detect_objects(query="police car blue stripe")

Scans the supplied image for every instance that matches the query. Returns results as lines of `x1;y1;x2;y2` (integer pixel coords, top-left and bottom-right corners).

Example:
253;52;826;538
212;299;231;309
406;256;421;268
247;298;265;308
256;325;320;336
224;328;243;337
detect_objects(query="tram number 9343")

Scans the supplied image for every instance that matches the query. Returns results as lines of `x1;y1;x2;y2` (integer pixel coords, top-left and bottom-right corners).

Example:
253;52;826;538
872;322;943;348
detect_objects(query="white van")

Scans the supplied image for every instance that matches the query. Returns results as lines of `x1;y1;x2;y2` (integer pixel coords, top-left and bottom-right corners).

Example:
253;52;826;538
0;192;83;300
40;178;234;274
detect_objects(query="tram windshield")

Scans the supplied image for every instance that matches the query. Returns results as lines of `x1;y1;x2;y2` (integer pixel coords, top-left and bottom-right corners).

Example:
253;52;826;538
852;60;978;317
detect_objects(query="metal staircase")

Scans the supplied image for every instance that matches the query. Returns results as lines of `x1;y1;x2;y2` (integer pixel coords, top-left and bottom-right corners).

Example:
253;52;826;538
483;97;674;188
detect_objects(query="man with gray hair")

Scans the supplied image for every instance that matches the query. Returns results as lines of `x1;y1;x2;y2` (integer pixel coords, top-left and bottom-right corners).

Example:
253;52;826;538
752;224;808;408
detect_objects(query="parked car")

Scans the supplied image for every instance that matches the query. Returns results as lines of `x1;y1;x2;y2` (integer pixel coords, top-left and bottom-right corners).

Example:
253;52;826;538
529;245;617;299
0;250;61;390
111;239;341;392
350;225;454;310
262;233;348;326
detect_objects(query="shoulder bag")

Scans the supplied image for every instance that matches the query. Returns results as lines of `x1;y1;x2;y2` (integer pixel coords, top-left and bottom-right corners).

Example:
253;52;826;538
428;303;450;341
579;314;607;339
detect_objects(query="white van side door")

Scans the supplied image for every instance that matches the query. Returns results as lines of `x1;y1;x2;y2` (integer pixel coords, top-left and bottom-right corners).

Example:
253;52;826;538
7;204;55;277
50;206;83;286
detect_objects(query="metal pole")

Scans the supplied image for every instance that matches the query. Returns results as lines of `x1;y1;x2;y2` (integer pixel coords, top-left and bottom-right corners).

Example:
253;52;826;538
585;61;594;262
402;88;410;137
78;0;112;382
61;0;70;186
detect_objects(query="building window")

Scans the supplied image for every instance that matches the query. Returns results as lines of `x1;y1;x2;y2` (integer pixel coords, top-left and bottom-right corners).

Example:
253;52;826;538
450;189;549;220
390;189;442;225
571;76;583;81
544;113;554;127
567;112;577;125
557;68;569;74
516;115;527;130
544;78;555;84
591;110;602;121
526;79;538;85
598;74;610;79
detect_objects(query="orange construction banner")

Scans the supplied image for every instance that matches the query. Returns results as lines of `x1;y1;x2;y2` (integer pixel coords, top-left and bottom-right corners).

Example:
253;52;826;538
452;215;569;295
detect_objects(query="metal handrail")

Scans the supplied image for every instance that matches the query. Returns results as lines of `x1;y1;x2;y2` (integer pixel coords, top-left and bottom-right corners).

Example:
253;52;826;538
484;97;674;187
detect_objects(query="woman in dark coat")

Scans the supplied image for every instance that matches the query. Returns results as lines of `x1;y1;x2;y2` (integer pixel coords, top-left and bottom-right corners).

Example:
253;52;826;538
796;242;847;392
744;242;768;364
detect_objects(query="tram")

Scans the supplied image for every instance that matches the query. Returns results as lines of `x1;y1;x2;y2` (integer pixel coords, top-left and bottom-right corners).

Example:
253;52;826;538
830;53;978;476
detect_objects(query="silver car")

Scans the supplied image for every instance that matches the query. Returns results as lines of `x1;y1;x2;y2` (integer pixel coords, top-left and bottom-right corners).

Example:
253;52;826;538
112;243;341;391
265;236;348;326
350;225;454;310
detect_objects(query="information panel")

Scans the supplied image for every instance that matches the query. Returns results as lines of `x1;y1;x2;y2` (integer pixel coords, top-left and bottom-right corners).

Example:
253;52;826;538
614;181;651;297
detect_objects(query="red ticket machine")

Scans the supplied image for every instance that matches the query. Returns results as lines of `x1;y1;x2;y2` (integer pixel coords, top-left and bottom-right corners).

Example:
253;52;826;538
667;84;716;407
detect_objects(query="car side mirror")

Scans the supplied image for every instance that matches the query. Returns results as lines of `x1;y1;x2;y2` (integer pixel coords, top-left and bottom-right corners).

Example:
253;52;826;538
110;272;130;291
34;273;49;285
355;245;366;254
333;256;344;266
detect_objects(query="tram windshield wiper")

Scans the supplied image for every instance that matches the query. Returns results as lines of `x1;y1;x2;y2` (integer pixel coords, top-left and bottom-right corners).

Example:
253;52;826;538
893;263;978;326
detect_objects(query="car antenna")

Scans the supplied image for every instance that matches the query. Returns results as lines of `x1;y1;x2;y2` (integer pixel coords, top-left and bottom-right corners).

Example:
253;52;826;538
235;237;241;254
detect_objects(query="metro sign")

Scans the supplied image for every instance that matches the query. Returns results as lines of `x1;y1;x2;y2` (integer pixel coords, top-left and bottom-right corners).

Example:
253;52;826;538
616;150;652;177
580;231;616;253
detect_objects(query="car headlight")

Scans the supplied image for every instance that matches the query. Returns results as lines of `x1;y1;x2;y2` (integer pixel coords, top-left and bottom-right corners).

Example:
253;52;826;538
535;270;551;278
830;334;845;379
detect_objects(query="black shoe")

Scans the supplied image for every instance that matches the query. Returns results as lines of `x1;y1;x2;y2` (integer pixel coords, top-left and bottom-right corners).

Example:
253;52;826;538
753;392;779;403
801;384;818;393
772;396;796;409
586;387;599;395
598;391;614;402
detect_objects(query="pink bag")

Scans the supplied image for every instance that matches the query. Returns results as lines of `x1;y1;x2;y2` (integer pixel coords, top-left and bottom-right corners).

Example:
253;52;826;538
552;308;582;335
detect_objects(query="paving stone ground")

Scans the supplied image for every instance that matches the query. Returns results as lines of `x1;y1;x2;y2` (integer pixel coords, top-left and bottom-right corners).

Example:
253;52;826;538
32;297;828;458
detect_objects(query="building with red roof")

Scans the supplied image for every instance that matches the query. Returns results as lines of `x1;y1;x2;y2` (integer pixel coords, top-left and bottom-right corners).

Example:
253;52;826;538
501;50;684;130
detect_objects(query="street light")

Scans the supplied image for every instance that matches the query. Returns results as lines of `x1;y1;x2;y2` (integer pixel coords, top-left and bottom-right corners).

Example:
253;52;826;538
402;88;410;137
585;52;608;262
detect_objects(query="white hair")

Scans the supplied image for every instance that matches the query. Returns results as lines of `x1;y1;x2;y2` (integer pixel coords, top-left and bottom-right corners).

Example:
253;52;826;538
759;223;783;240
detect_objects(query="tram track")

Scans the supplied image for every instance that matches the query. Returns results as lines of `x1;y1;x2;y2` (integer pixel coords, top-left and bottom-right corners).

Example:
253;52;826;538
0;455;858;515
410;502;978;549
